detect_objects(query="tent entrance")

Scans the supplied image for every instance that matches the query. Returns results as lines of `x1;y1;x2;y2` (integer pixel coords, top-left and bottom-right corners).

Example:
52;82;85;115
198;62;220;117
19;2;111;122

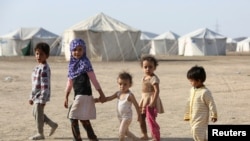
21;41;31;56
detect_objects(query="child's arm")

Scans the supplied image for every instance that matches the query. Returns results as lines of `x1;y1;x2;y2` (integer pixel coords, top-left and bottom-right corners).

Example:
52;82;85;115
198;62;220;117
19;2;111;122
150;83;159;108
203;90;218;122
184;100;190;121
87;71;106;103
64;79;72;108
106;92;118;102
129;93;141;122
95;92;117;103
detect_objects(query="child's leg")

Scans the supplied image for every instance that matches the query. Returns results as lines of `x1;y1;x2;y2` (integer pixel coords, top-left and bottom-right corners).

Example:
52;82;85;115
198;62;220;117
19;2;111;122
120;119;139;141
146;107;160;141
29;103;45;140
191;125;207;141
44;114;58;136
70;119;82;141
119;118;132;141
80;120;98;141
33;103;44;136
140;113;149;139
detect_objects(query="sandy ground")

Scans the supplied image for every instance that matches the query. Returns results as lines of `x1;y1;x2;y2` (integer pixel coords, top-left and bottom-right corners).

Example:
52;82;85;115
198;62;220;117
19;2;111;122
0;54;250;141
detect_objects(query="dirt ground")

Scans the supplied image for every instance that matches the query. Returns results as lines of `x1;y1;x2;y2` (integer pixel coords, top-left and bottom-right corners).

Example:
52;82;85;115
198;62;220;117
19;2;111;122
0;53;250;141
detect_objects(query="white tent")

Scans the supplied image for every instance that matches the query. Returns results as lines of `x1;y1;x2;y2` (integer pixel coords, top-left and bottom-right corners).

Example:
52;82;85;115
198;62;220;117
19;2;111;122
236;37;250;52
146;31;179;55
63;12;142;61
178;28;227;56
140;31;158;47
226;38;237;52
0;27;61;56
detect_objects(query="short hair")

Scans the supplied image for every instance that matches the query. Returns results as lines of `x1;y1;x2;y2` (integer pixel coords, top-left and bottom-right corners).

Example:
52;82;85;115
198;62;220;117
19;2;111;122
187;65;206;82
34;42;50;56
140;55;158;67
117;71;133;85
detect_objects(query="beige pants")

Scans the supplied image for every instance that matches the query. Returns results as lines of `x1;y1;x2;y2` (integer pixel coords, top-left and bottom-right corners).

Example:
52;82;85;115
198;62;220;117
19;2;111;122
32;103;57;135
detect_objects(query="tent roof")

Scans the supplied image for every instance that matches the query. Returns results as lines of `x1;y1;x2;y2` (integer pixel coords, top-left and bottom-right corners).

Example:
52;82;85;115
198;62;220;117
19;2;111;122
180;28;226;39
238;37;250;43
154;31;179;40
140;31;158;40
226;37;237;43
233;37;247;42
0;27;58;40
65;12;139;32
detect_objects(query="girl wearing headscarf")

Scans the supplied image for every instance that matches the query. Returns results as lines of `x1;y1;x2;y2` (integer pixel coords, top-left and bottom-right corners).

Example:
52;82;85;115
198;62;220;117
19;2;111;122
64;38;106;141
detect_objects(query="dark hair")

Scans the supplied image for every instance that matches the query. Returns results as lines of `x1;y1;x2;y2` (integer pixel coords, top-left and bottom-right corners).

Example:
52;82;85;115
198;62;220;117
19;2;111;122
34;42;50;56
140;55;158;67
187;65;206;82
117;71;133;85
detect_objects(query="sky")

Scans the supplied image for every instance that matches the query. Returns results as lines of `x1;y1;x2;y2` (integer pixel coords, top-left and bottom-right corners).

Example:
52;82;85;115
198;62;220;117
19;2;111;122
1;0;250;38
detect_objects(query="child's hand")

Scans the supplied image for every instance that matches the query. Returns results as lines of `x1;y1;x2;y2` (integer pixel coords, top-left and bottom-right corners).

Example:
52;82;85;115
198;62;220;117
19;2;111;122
148;102;156;108
211;117;217;122
137;114;142;123
29;100;33;105
99;95;106;103
64;98;68;108
94;98;100;103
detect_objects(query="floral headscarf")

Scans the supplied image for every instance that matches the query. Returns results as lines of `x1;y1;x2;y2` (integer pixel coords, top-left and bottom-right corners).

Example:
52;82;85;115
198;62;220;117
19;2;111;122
68;38;93;79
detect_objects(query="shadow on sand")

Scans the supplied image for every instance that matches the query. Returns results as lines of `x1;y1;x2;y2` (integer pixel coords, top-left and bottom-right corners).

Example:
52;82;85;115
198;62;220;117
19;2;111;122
54;137;193;141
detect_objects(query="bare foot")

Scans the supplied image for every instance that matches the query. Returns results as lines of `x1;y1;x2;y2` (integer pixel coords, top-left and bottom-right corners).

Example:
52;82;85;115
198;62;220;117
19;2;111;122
140;136;149;140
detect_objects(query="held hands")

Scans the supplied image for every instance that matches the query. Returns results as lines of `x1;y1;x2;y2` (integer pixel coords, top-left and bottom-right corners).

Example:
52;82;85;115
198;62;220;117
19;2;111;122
94;98;101;103
99;95;106;103
94;96;107;103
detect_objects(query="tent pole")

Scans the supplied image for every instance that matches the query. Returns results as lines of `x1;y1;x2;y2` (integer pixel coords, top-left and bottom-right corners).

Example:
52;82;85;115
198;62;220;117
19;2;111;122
102;38;109;61
128;32;139;60
214;38;218;56
114;31;124;61
203;38;206;55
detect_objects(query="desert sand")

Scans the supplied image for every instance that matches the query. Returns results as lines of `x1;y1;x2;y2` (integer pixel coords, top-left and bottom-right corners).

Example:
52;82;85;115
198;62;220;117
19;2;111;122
0;54;250;141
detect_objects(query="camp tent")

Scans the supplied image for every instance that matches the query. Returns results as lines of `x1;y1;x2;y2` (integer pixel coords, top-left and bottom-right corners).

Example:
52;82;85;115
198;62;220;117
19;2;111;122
236;37;250;52
143;31;179;55
63;12;142;61
140;31;158;47
0;27;61;56
226;38;237;52
178;28;227;56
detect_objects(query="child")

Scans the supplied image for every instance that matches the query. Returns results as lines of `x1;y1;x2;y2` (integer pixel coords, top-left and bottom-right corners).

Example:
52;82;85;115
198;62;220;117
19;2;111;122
96;71;141;141
28;42;58;140
139;55;164;141
64;38;106;141
184;65;218;141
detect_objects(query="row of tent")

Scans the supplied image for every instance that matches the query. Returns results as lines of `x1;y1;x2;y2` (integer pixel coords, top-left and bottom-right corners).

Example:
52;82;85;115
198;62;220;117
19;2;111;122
0;12;250;61
0;27;62;56
142;29;250;56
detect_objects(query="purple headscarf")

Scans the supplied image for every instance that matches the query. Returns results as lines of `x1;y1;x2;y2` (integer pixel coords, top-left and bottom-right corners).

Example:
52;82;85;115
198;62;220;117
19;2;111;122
68;38;93;79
